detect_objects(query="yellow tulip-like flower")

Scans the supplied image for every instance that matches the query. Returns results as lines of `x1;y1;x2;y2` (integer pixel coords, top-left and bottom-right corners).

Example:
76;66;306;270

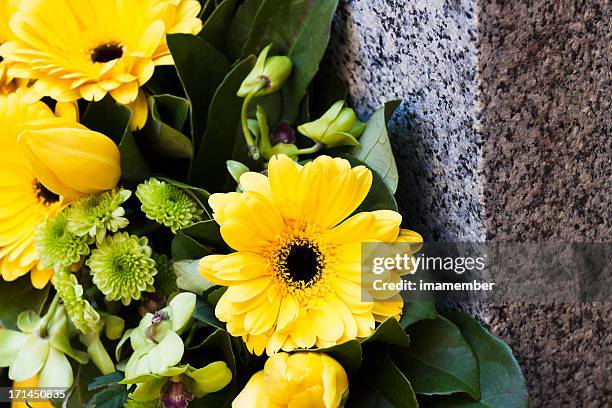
11;376;54;408
199;154;422;355
0;0;19;93
0;89;62;288
18;117;121;202
233;352;349;408
1;0;202;108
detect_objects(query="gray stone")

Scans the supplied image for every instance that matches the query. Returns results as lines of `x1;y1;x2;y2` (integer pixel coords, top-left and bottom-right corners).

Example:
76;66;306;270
330;0;611;406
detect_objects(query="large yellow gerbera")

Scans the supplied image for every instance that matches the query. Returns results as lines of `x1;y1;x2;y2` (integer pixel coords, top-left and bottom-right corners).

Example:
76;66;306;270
0;0;18;93
0;90;62;288
199;155;422;355
1;0;201;107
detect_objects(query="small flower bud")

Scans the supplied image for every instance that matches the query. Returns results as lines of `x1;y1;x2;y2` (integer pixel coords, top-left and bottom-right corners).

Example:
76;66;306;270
297;100;366;148
237;45;293;97
270;121;296;145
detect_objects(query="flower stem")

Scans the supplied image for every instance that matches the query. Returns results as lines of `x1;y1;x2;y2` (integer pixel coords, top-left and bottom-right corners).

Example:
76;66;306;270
296;142;324;156
240;84;266;160
38;293;61;338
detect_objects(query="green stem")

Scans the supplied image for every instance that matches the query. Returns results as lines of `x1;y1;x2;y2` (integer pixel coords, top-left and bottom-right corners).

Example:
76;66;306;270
38;293;61;338
296;142;324;156
240;84;266;160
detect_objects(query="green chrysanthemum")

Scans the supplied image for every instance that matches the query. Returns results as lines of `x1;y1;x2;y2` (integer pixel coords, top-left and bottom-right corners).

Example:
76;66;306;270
54;267;100;334
153;253;178;297
66;188;132;243
87;232;157;306
35;212;91;270
136;178;203;233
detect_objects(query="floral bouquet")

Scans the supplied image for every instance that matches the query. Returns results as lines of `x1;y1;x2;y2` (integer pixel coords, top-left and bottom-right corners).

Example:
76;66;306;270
0;1;528;407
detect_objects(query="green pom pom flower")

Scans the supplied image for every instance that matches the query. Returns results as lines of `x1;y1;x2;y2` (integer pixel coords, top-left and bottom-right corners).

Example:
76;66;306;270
35;212;91;270
65;188;132;243
54;267;100;333
136;178;203;233
87;232;157;306
153;254;178;297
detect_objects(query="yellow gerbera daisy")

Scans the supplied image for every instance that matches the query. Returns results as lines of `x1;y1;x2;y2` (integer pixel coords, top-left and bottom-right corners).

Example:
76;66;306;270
199;155;422;355
0;0;18;93
1;0;201;108
0;89;62;288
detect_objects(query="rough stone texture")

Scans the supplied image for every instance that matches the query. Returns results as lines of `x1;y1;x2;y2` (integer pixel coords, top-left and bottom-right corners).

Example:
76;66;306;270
329;0;485;242
330;0;611;406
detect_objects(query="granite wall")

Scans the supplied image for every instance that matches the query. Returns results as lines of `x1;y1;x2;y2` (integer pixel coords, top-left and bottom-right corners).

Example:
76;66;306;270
330;0;611;406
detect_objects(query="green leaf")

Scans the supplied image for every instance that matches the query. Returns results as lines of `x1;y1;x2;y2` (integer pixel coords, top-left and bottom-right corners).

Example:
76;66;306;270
66;363;100;408
240;0;339;122
430;312;529;408
225;0;262;60
167;34;231;147
193;296;225;329
368;350;418;408
0;276;48;329
180;220;225;248
341;155;398;212
363;317;411;349
87;371;127;408
397;317;480;399
172;232;215;260
199;0;238;53
141;95;192;159
399;300;437;329
350;101;400;193
82;97;151;184
190;56;256;190
317;340;362;373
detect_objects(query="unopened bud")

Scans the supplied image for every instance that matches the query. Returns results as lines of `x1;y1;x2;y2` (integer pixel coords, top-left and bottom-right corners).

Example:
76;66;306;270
297;100;366;148
237;45;293;98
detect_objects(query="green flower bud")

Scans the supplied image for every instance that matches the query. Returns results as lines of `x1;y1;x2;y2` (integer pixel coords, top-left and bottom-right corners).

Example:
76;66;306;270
65;188;131;243
153;253;178;297
35;212;91;270
237;45;293;97
136;178;203;234
54;267;100;334
297;100;366;148
87;232;157;306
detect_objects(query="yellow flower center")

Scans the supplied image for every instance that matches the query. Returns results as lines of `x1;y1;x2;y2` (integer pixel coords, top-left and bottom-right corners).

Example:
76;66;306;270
90;43;124;63
34;180;60;205
268;222;336;302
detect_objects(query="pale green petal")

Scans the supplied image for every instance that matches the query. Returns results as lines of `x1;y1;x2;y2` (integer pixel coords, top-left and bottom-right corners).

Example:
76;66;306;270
0;329;28;366
147;331;184;375
130;379;166;401
168;292;196;334
38;347;73;388
48;306;89;364
17;310;41;333
116;328;134;361
9;335;49;381
186;361;232;397
125;344;155;380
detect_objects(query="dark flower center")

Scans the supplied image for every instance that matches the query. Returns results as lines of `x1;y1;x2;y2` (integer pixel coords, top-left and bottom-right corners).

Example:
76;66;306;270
91;43;124;63
35;182;60;205
283;241;324;286
161;381;194;408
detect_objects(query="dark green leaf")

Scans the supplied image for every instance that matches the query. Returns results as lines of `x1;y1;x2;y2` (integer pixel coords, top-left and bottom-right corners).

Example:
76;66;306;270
167;34;230;147
154;94;190;130
0;276;48;329
193;296;225;329
430;312;529;408
190;56;256;190
399;300;437;329
350;101;400;194
397;317;480;399
141;95;192;159
341;155;398;212
66;363;100;408
309;65;347;118
368;350;418;408
362;317;410;349
317;340;362;373
172;232;215;260
199;0;238;53
159;177;211;215
87;372;127;408
82;98;151;184
225;0;262;61
180;220;225;248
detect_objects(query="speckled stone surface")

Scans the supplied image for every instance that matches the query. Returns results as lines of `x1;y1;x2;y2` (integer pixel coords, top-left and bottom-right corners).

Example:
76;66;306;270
330;0;611;406
329;0;485;242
